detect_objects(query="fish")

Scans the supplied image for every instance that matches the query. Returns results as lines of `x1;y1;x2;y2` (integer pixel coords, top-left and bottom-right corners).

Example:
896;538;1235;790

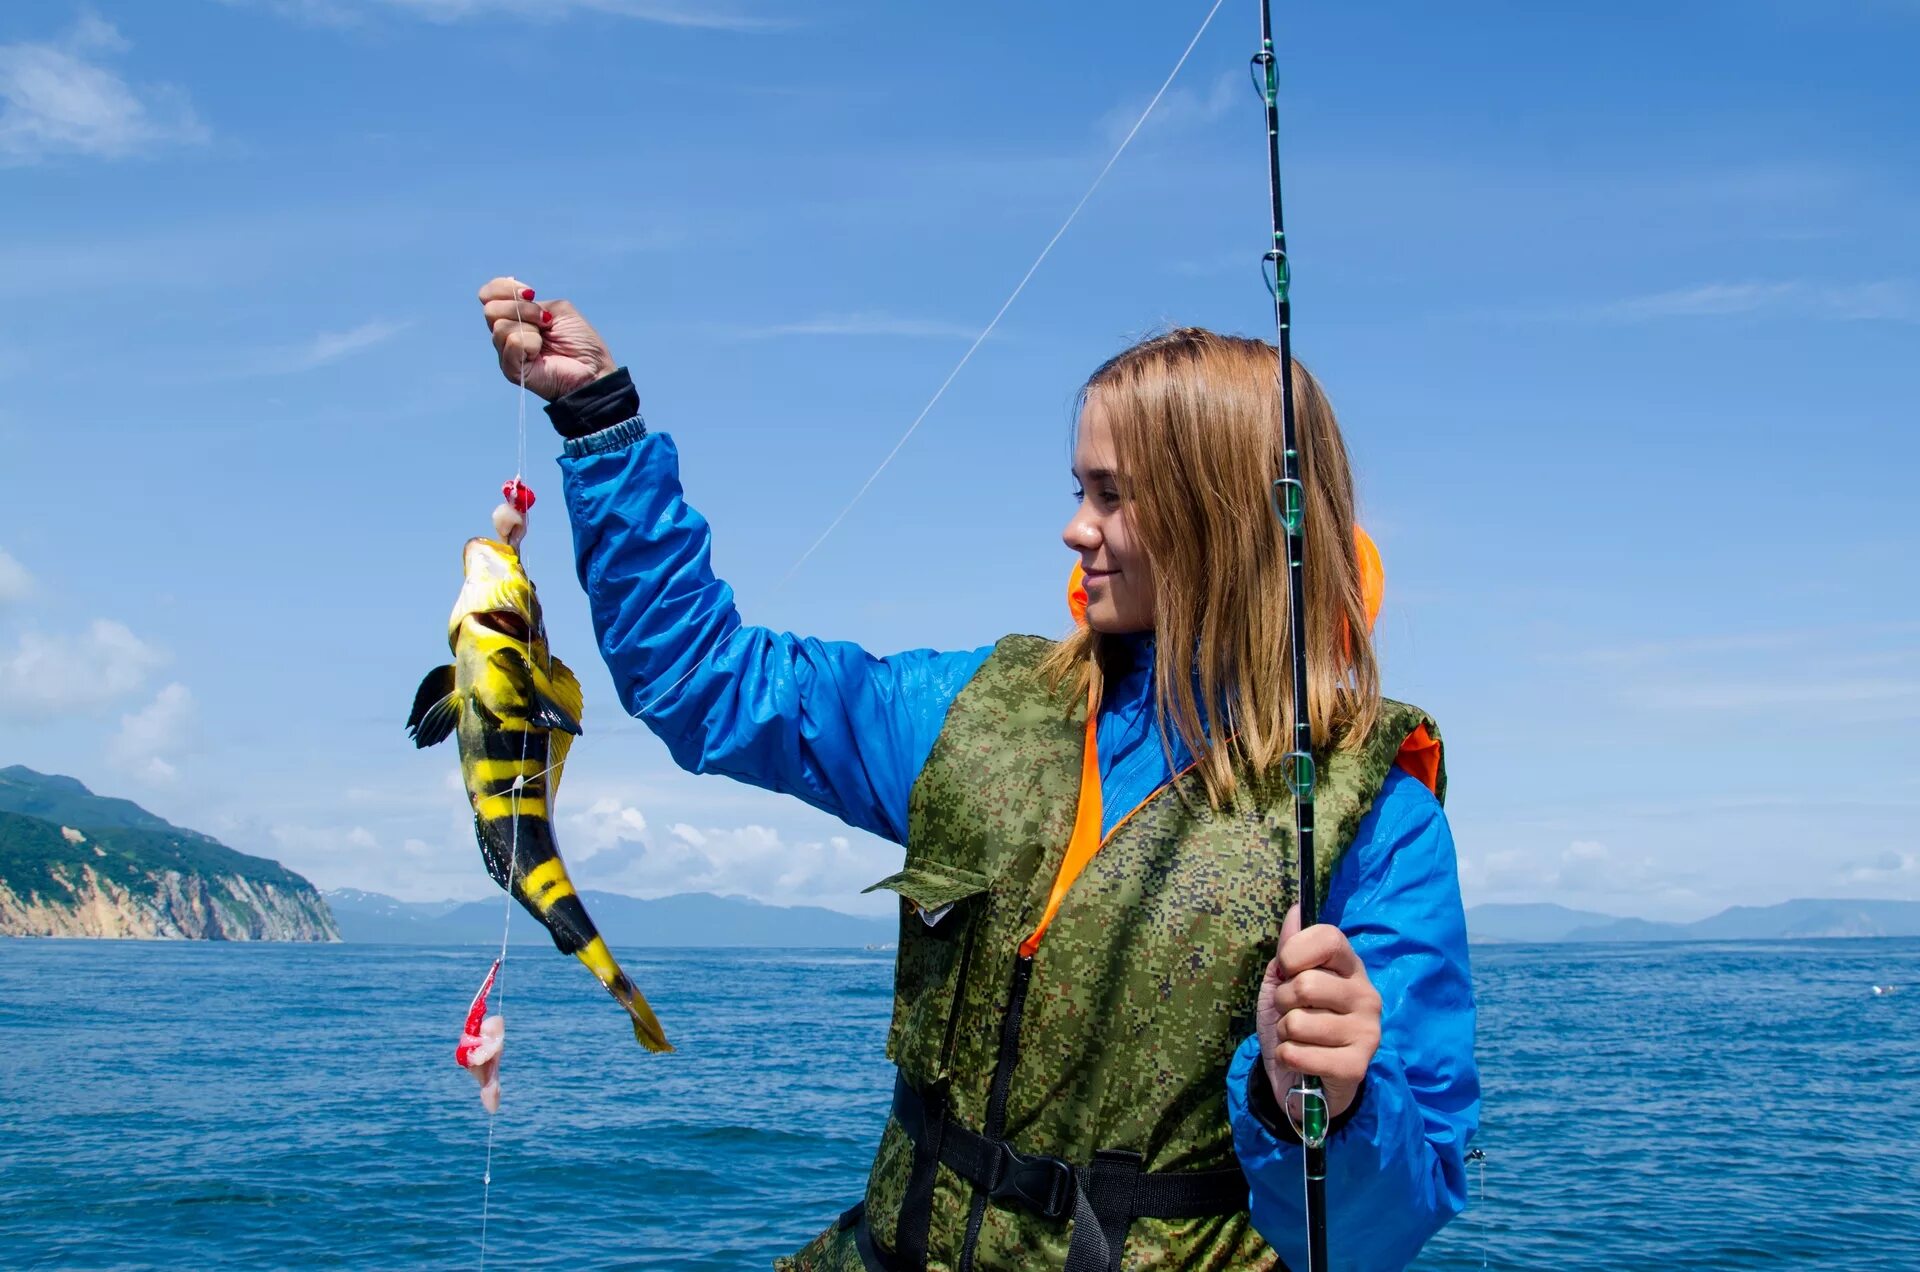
407;537;671;1053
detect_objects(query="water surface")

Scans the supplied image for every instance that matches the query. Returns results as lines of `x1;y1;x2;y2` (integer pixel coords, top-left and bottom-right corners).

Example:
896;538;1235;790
2;938;1914;1269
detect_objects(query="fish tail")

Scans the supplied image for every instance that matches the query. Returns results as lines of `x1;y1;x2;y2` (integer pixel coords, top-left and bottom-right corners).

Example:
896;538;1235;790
476;820;673;1052
576;935;674;1053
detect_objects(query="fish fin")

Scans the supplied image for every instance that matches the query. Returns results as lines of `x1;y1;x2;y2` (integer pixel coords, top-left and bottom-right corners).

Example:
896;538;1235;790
406;666;459;748
528;683;583;736
472;815;513;891
625;992;673;1053
497;647;584;736
543;657;586;796
576;937;673;1053
545;656;585;729
491;649;579;737
548;728;575;801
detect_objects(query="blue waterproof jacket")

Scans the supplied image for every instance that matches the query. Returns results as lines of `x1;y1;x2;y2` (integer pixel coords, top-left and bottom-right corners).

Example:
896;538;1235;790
557;418;1479;1271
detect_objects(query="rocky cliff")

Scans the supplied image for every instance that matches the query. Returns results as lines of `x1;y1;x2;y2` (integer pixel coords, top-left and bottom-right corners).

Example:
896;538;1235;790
0;769;338;941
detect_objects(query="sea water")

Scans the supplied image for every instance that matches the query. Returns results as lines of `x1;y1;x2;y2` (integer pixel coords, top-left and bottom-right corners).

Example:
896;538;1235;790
1;937;1915;1270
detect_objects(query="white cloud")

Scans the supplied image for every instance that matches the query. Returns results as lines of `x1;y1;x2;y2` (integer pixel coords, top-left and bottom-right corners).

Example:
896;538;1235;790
1600;281;1797;319
1586;279;1914;323
1629;678;1920;711
726;311;982;340
1552;629;1819;668
1100;70;1239;147
265;813;487;900
0;17;208;165
245;318;413;376
0;619;166;717
555;796;895;912
109;683;195;785
256;784;894;911
0;547;31;606
1839;850;1919;886
566;796;651;862
1462;837;1702;911
226;0;788;31
1552;624;1920;718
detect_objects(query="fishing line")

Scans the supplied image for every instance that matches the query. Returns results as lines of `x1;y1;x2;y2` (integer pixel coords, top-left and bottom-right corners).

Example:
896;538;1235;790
778;0;1229;586
476;790;516;1268
621;0;1232;724
478;301;537;1271
1466;1147;1488;1270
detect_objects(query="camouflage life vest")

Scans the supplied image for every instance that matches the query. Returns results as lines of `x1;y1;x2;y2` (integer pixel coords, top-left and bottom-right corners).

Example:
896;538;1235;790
778;636;1441;1272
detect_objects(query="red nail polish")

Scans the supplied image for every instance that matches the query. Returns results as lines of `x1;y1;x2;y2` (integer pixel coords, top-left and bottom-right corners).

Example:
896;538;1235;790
540;310;553;325
520;288;535;301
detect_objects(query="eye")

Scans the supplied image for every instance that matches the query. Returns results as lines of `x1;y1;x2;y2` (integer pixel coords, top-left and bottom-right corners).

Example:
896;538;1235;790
1072;485;1086;503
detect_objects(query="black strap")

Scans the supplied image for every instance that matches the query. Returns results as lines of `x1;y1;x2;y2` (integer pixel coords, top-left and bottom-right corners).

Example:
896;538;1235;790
849;1205;902;1272
960;955;1039;1271
1086;1150;1142;1264
894;1084;944;1265
890;1074;1248;1271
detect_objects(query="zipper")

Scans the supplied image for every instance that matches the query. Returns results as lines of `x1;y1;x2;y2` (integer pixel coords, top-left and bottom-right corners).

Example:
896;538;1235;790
937;915;982;1076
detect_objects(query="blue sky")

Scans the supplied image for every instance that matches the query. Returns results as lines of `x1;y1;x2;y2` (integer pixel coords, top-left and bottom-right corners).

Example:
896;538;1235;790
2;0;1914;920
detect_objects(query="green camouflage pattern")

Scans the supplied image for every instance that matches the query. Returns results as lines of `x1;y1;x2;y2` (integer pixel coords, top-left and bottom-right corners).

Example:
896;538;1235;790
779;636;1441;1271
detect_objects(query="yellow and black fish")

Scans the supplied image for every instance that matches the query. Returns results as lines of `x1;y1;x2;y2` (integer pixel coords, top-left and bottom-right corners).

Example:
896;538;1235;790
407;537;670;1052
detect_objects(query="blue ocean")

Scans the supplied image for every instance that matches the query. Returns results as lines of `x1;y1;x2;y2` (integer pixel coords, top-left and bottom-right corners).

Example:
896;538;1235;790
2;937;1915;1270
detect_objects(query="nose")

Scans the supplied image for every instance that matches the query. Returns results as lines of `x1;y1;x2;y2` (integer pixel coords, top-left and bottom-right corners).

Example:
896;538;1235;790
1062;505;1101;554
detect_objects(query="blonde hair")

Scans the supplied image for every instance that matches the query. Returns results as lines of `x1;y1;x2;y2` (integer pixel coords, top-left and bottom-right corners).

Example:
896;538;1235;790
1042;327;1382;809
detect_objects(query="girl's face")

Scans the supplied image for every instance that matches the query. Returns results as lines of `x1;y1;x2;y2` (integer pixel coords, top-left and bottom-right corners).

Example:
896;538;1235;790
1063;397;1156;633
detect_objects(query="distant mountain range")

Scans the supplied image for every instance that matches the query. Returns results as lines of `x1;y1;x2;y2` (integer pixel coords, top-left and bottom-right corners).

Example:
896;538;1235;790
1468;899;1920;944
325;887;895;948
9;764;1914;950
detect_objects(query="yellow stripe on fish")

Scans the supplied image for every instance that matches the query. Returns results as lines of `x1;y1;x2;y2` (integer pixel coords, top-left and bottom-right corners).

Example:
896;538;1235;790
474;794;547;820
466;757;546;783
577;936;623;986
522;857;576;909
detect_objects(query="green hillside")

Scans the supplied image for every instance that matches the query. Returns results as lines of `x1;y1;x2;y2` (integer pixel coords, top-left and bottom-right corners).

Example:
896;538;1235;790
0;765;194;837
0;768;336;941
0;808;307;902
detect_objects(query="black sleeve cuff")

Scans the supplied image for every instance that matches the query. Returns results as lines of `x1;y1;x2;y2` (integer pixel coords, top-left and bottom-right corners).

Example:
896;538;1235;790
545;367;641;440
1246;1063;1366;1145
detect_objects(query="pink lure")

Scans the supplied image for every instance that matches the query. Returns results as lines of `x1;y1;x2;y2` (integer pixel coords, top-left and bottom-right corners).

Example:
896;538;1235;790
456;959;505;1113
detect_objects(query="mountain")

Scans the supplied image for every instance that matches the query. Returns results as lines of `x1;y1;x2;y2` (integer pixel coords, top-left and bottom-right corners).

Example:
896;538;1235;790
0;768;337;941
0;764;191;836
1466;903;1620;944
1564;899;1920;943
327;887;895;948
1468;897;1920;944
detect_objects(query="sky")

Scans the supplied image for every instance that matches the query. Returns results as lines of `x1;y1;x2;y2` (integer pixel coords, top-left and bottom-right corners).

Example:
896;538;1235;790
1;0;1915;922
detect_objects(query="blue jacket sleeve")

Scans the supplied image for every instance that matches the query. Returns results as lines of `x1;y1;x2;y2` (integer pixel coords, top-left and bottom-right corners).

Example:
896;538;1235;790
556;422;991;845
1226;769;1480;1271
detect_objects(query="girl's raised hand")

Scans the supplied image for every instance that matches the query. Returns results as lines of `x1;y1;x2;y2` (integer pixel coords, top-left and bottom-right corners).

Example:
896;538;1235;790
477;277;618;403
1256;903;1381;1124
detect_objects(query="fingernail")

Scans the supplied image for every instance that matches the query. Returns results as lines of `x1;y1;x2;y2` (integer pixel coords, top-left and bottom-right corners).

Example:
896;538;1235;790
520;288;535;301
540;310;553;325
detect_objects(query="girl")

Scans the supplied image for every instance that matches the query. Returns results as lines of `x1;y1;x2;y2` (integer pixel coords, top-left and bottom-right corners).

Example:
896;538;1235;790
478;279;1477;1271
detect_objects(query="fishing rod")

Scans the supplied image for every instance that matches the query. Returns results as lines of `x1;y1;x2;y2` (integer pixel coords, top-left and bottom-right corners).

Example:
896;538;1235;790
1252;3;1330;1270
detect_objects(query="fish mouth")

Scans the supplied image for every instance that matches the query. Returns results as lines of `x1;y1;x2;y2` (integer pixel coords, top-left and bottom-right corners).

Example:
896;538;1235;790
474;610;532;641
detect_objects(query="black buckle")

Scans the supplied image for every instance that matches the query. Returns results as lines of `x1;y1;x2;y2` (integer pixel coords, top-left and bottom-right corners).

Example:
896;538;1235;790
987;1143;1076;1221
